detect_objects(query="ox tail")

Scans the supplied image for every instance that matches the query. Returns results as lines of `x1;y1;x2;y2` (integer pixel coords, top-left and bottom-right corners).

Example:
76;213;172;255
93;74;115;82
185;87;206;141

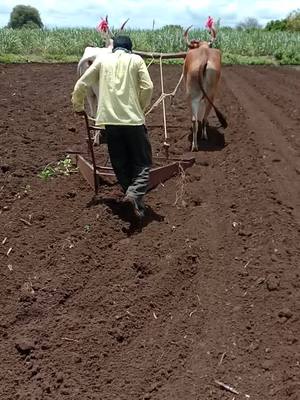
197;54;228;129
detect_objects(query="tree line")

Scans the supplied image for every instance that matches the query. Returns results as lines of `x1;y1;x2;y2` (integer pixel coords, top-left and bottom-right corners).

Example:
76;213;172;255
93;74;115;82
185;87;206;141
5;4;300;32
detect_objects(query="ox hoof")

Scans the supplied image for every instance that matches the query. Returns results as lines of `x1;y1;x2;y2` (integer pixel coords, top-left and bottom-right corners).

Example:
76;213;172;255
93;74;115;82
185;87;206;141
191;146;198;152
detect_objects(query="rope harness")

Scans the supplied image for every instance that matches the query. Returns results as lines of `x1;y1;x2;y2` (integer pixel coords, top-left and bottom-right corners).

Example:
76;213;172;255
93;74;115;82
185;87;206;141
145;55;184;159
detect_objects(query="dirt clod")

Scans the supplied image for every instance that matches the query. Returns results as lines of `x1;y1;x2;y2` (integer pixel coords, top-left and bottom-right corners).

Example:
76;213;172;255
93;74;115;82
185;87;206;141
1;164;10;173
262;359;275;370
278;308;293;319
15;338;35;355
266;273;280;291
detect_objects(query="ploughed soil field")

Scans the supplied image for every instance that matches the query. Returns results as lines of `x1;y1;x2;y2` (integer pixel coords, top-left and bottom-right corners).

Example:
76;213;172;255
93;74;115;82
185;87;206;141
0;63;299;400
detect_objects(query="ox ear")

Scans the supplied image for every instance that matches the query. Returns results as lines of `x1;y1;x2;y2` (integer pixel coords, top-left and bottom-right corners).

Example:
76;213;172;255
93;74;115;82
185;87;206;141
184;25;193;47
107;28;114;40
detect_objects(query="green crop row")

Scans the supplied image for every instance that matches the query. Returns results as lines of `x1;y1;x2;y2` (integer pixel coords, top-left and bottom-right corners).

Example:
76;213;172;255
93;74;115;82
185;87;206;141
0;27;299;64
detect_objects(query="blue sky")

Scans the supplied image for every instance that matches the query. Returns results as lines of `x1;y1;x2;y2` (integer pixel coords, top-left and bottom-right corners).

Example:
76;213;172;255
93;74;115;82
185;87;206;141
0;0;298;28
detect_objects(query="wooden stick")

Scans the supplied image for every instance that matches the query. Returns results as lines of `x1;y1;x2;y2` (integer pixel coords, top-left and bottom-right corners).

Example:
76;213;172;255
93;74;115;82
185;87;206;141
133;50;187;59
214;379;239;395
62;337;79;343
218;352;226;366
20;218;32;226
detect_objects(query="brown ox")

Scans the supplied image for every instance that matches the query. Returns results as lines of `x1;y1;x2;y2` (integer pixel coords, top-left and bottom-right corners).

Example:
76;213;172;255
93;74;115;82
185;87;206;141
183;25;227;151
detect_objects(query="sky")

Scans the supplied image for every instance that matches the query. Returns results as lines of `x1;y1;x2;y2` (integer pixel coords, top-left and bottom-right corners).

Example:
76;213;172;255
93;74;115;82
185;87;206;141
0;0;298;29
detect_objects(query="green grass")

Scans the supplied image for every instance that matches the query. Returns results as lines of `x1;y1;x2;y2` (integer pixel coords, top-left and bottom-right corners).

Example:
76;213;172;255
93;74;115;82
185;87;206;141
0;53;78;63
222;53;278;65
0;26;299;65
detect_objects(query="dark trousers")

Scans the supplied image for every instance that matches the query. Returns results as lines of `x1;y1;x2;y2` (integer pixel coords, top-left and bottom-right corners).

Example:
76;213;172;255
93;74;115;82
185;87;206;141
105;125;152;202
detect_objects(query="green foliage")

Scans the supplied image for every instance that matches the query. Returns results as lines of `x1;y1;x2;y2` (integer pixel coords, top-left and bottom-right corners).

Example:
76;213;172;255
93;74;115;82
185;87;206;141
265;9;300;32
7;5;43;29
222;53;277;65
21;21;41;30
274;48;300;64
160;24;183;31
286;9;300;31
0;26;299;65
265;19;288;31
38;165;56;181
56;156;77;175
38;156;77;181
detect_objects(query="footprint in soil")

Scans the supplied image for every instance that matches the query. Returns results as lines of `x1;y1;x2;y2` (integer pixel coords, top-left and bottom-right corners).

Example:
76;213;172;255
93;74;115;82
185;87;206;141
87;196;165;235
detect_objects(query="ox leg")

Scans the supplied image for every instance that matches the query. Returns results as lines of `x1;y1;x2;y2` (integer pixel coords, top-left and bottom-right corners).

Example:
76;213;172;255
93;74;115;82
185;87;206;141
191;117;198;151
201;99;212;140
202;67;220;140
201;121;208;140
191;98;200;151
197;97;207;141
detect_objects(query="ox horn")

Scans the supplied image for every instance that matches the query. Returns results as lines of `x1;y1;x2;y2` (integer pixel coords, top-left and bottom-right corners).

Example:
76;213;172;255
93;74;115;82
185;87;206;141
102;16;115;47
120;18;129;31
208;26;217;47
109;18;129;40
184;25;193;47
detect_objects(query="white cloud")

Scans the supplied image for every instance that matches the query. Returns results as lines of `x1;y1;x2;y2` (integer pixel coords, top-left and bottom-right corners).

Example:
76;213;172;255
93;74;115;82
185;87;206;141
0;0;298;28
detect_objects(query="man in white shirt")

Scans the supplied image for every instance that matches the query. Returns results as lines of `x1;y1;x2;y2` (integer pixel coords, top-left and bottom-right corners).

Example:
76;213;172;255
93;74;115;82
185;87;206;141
72;36;154;219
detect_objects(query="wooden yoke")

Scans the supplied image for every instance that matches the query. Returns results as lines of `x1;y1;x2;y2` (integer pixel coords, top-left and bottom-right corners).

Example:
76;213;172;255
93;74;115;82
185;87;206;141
133;50;187;59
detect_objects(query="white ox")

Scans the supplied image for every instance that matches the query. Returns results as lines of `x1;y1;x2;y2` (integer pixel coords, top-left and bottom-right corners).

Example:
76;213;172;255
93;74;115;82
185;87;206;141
77;18;128;121
77;41;113;120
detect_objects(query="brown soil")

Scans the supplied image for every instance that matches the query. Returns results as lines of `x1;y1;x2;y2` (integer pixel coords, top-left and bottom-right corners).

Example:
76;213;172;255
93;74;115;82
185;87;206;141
0;63;299;400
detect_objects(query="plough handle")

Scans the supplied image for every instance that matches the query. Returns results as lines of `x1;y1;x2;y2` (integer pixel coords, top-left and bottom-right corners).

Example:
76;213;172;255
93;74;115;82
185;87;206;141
81;111;99;194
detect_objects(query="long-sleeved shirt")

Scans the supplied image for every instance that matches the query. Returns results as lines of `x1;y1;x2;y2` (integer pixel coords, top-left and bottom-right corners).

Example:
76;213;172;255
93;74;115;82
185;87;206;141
72;49;153;126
